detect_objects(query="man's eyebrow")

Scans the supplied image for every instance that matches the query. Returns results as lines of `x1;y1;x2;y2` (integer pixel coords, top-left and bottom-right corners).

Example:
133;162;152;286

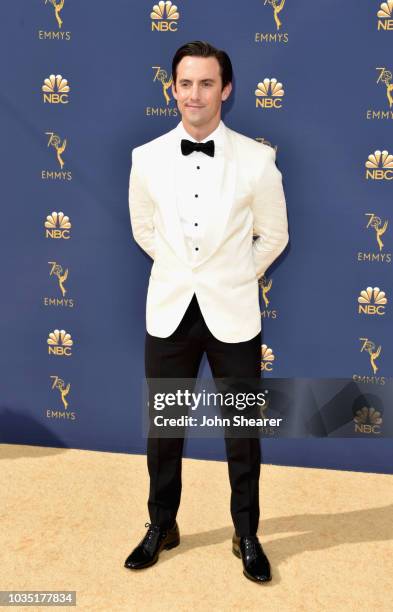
179;78;216;82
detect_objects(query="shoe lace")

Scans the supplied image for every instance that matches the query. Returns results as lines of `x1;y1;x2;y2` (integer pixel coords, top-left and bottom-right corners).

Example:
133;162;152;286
142;522;167;553
243;536;262;562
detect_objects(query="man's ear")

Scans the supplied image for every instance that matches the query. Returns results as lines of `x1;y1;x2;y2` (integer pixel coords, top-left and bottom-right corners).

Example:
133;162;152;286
171;81;177;100
222;81;232;102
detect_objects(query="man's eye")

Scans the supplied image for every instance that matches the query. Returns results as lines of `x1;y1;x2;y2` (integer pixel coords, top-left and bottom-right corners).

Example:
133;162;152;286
180;83;212;87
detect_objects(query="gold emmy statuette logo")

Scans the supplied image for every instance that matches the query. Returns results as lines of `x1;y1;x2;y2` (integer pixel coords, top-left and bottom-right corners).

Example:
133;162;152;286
45;0;65;29
261;344;275;371
39;0;70;40
258;275;278;319
255;0;288;43
47;329;73;356
367;68;393;119
44;260;74;308
357;213;391;264
42;74;70;104
151;1;179;31
365;149;393;179
365;213;388;252
264;0;286;31
376;67;393;108
255;78;284;108
45;211;71;239
377;0;393;30
146;66;178;116
259;276;272;308
354;407;382;434
51;375;71;409
47;375;76;419
46;132;67;168
257;394;276;436
359;338;381;375
48;261;69;297
152;66;173;105
358;287;387;315
42;132;71;180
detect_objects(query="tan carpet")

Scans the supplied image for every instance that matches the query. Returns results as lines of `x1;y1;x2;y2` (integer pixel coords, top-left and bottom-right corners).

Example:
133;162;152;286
1;443;392;611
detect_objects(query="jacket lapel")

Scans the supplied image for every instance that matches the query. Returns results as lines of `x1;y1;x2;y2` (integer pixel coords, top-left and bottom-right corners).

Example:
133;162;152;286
158;128;189;264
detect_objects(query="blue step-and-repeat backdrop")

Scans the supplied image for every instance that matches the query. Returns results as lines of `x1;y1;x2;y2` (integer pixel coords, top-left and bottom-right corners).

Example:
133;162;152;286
1;1;392;473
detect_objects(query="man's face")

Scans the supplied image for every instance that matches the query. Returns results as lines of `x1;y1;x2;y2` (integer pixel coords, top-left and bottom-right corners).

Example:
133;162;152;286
172;55;232;128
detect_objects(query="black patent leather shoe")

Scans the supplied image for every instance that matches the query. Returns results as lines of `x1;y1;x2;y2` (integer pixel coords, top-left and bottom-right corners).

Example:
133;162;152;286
232;533;272;583
124;521;180;570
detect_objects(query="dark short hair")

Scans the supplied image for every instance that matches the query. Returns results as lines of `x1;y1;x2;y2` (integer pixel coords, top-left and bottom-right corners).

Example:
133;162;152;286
172;40;233;90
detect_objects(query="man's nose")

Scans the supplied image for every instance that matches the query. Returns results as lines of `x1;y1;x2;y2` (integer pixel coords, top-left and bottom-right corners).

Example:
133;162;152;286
189;85;200;100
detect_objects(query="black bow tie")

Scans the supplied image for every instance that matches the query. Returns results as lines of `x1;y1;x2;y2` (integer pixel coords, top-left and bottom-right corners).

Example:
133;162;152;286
181;139;215;157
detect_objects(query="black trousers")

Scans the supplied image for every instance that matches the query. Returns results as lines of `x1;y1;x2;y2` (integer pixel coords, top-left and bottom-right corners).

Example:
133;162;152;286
145;293;262;537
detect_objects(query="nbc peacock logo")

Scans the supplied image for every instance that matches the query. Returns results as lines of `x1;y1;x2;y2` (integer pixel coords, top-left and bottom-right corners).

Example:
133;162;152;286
353;407;382;434
261;344;275;371
357;287;387;315
377;0;393;30
47;329;73;356
255;79;284;109
42;74;70;104
365;150;393;180
151;1;180;31
44;211;71;239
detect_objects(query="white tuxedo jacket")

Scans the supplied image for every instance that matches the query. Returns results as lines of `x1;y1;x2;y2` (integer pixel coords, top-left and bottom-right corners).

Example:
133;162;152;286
129;120;289;343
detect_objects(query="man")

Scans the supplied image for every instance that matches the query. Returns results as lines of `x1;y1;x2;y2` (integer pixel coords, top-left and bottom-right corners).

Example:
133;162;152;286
124;41;289;583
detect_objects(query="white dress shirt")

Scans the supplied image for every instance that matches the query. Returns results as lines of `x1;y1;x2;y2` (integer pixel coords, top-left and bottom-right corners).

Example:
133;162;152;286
174;119;225;263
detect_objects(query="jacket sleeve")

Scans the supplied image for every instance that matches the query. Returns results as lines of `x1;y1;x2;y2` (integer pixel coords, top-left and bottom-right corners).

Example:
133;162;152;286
251;146;289;278
128;148;155;260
